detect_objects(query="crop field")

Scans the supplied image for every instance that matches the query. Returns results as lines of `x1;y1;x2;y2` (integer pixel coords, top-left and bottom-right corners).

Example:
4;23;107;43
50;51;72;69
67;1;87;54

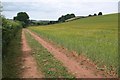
28;14;118;73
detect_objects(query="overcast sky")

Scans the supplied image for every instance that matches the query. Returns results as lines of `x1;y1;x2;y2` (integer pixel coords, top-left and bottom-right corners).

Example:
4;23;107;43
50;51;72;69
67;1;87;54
1;0;119;20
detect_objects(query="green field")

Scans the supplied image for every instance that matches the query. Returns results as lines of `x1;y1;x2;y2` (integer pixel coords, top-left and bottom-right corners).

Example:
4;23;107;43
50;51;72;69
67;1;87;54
28;14;118;74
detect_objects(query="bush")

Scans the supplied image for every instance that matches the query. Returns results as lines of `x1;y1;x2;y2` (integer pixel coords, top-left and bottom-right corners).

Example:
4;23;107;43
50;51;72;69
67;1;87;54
2;17;22;51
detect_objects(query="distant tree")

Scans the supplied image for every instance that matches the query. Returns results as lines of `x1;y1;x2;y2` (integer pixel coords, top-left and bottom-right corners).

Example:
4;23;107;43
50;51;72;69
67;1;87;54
13;12;29;27
58;13;75;22
37;23;41;25
98;12;102;16
88;14;92;17
71;14;75;18
94;13;97;16
13;16;17;20
58;15;66;22
49;21;58;24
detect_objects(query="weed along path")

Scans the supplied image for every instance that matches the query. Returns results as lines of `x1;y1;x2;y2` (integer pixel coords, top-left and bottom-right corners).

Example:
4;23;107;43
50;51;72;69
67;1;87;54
26;29;106;78
21;29;43;78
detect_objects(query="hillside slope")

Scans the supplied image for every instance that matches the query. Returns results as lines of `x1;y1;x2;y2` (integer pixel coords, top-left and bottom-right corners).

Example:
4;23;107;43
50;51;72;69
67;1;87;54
28;13;118;75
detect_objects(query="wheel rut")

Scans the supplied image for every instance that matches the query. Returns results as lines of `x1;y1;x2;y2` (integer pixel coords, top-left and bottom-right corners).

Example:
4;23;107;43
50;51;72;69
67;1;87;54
21;29;43;78
26;29;107;78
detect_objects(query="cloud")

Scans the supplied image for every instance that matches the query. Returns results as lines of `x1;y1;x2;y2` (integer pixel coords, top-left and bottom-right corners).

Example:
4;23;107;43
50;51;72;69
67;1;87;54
2;2;55;11
1;0;120;2
1;1;118;20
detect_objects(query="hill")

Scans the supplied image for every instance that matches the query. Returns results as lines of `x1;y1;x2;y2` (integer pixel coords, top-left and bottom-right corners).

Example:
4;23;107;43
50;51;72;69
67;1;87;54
28;13;118;75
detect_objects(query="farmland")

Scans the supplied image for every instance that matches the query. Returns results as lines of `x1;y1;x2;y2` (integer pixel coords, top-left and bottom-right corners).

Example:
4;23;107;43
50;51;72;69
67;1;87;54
28;13;118;74
2;13;118;78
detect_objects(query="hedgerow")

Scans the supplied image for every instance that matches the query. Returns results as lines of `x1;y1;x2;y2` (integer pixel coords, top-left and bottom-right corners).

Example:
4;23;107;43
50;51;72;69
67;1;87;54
2;17;22;52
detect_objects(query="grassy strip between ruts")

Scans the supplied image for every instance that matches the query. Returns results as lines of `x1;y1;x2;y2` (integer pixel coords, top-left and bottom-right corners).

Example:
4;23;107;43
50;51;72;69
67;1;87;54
2;30;22;78
25;30;75;78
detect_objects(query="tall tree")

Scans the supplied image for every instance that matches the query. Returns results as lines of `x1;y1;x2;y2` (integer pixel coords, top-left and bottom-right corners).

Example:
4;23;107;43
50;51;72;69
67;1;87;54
14;12;29;27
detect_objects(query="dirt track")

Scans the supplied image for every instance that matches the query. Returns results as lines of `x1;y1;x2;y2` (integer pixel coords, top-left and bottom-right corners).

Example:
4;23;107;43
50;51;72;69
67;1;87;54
26;29;107;78
21;29;43;78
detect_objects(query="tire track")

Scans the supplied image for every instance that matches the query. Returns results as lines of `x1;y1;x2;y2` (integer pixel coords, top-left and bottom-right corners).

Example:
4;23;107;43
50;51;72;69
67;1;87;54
21;29;43;78
26;29;105;78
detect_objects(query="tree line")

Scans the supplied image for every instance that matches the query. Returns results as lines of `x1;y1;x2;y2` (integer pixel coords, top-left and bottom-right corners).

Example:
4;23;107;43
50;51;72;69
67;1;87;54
2;11;103;54
88;12;102;17
58;14;75;22
12;12;103;27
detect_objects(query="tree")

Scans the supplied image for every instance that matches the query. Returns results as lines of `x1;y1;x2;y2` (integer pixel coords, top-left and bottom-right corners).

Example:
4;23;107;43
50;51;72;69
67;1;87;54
88;14;92;17
94;13;97;16
13;16;17;20
71;14;75;18
58;15;65;22
98;12;102;16
58;13;76;22
13;12;29;27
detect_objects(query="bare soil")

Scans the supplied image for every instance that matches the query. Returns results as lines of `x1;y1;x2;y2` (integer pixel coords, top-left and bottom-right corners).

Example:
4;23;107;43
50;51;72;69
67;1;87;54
26;29;115;78
20;29;43;78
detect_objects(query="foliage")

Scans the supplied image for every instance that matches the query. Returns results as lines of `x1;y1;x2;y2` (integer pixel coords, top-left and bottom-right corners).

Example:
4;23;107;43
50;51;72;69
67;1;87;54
2;16;22;77
58;14;75;22
98;12;103;16
94;13;97;16
88;14;92;17
49;21;58;24
88;13;97;17
3;30;22;78
30;20;59;26
2;17;22;53
14;12;29;27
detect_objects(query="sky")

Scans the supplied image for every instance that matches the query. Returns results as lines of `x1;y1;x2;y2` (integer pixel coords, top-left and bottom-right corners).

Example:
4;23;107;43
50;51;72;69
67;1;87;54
1;0;120;20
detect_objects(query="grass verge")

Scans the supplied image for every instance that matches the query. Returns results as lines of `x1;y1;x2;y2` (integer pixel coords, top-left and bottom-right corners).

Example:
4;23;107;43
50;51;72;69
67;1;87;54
25;30;75;78
2;30;22;78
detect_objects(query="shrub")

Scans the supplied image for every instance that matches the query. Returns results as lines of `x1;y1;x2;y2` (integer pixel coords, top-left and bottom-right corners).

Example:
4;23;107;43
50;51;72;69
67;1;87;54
2;17;22;51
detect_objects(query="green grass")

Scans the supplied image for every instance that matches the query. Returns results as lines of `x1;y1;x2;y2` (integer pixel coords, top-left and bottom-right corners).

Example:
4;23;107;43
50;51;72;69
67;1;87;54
118;13;120;77
28;13;118;74
25;31;75;78
2;30;22;78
